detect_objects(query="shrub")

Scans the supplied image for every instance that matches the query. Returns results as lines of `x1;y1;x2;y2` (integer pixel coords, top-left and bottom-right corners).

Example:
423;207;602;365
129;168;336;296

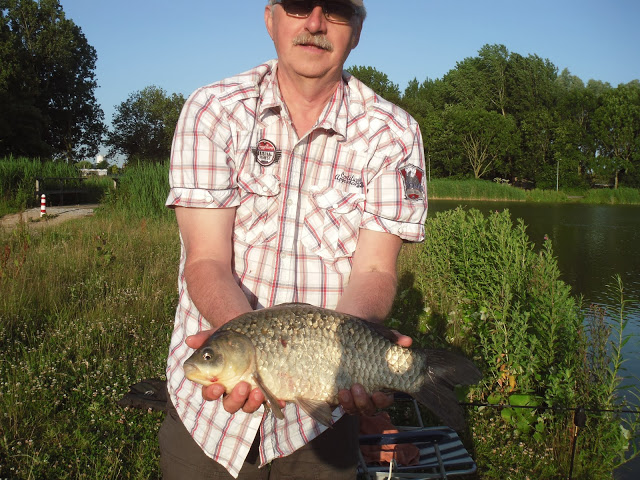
390;208;635;478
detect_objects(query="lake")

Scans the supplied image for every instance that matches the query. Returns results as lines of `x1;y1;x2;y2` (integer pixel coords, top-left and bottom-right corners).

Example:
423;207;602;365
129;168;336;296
429;200;640;479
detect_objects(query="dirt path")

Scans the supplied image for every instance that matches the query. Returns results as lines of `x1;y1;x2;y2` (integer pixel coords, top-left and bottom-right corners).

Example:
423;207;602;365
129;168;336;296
0;204;99;230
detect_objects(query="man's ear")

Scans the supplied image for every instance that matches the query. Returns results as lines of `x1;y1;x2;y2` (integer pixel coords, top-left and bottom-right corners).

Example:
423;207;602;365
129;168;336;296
350;21;362;50
265;5;274;40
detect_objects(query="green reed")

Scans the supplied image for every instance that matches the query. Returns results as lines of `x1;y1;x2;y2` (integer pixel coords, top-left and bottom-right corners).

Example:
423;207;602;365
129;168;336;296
102;162;171;220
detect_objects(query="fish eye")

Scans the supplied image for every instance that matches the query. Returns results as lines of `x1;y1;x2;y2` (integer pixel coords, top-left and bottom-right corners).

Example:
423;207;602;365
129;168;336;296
202;349;214;361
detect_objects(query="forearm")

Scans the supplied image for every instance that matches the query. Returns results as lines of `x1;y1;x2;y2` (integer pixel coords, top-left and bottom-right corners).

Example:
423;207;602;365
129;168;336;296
335;269;397;324
184;258;252;329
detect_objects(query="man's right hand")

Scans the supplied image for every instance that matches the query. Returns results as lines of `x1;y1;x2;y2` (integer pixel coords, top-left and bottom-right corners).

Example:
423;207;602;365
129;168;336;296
186;330;267;415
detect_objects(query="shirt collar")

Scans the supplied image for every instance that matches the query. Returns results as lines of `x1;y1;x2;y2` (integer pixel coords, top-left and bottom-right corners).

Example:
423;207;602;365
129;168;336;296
257;61;357;140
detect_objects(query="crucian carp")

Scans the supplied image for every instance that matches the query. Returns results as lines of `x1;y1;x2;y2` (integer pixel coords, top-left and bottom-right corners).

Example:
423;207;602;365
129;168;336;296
183;303;482;429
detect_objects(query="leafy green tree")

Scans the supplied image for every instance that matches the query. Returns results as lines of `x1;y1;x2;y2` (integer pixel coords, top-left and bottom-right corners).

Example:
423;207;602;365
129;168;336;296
592;82;640;188
106;86;185;163
0;0;105;160
553;69;602;187
443;44;509;116
446;106;518;179
346;65;402;105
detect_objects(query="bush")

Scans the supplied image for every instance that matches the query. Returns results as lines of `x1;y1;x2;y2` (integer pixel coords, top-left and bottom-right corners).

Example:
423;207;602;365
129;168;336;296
390;208;636;478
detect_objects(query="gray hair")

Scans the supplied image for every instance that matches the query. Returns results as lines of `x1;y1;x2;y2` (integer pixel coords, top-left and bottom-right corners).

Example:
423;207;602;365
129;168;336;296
267;1;367;22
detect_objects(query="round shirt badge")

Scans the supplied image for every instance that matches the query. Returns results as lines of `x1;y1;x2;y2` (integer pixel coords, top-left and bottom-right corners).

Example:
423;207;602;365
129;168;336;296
252;139;281;167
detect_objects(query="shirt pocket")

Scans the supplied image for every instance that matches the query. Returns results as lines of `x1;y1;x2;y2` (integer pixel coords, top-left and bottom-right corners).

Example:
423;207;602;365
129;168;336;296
234;173;281;245
301;187;365;259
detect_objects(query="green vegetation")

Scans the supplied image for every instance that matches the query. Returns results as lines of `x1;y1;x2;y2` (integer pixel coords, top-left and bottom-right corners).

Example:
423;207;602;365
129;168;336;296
391;209;639;479
0;156;116;216
1;163;638;478
0;213;178;478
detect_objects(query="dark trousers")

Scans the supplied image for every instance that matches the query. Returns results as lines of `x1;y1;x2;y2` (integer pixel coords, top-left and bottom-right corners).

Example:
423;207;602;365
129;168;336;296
158;400;360;479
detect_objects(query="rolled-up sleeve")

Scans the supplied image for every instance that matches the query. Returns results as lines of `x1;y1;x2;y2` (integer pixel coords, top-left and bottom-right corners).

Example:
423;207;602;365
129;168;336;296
361;121;428;242
166;87;240;209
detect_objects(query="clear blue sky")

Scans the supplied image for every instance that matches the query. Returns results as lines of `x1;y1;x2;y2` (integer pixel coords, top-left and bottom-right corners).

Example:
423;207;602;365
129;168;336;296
59;0;640;156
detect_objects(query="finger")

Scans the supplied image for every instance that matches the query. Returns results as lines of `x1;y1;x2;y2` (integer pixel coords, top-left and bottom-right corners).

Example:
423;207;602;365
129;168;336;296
351;383;376;416
241;388;266;414
371;391;394;409
222;381;251;414
338;388;356;415
186;329;215;349
391;330;412;348
202;383;225;402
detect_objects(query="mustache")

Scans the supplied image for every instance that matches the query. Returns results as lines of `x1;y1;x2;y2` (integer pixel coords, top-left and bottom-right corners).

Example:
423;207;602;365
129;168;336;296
292;33;334;51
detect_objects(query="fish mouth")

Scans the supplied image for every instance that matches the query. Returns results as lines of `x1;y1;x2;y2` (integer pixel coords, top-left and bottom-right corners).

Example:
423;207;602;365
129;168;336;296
184;362;218;386
183;362;199;380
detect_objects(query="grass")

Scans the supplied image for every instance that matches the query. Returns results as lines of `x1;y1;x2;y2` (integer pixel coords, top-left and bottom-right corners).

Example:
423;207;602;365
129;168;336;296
0;214;179;478
427;178;640;204
1;162;639;478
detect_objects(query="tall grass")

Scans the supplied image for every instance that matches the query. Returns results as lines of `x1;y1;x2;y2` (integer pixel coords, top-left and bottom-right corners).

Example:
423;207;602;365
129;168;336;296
428;178;527;201
0;156;80;215
582;187;640;205
0;214;179;479
102;162;171;220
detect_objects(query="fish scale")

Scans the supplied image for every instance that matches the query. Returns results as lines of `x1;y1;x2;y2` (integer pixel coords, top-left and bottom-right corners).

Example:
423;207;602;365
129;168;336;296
184;303;482;429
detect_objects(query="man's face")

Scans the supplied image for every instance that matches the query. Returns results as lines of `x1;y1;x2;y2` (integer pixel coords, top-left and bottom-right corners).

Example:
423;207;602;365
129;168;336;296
265;1;362;82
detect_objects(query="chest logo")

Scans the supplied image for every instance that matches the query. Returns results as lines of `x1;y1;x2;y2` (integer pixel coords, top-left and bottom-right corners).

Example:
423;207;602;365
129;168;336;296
252;139;281;167
399;166;425;201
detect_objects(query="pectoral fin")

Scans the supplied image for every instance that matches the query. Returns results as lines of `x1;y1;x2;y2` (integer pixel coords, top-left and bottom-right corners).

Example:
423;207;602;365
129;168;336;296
252;372;284;420
296;398;334;427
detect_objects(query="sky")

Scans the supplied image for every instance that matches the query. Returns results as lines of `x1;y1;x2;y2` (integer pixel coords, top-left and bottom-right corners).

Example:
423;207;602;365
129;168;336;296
57;0;640;160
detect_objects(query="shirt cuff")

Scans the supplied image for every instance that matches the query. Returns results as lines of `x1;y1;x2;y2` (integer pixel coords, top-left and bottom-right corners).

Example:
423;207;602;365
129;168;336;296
166;187;240;209
360;212;425;242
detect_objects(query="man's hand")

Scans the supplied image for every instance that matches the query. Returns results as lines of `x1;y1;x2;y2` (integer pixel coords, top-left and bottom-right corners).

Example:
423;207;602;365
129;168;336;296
185;330;267;415
338;330;412;415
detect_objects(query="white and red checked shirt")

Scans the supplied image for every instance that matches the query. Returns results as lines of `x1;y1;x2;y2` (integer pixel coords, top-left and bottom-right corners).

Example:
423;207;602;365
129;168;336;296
165;60;427;478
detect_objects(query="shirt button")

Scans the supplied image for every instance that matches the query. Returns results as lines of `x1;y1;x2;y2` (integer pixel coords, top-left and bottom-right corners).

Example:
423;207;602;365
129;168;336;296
332;203;339;209
206;194;213;203
287;199;293;206
262;186;269;192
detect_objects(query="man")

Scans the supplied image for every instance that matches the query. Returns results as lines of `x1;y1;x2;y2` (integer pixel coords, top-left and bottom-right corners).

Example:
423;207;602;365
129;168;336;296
160;0;428;478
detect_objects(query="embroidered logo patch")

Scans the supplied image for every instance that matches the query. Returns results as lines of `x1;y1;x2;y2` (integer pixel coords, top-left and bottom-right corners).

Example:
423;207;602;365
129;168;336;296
399;166;425;201
252;139;281;167
334;172;364;188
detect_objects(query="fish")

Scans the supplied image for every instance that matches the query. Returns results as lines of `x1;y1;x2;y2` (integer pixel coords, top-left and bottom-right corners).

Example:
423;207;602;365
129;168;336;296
183;303;482;429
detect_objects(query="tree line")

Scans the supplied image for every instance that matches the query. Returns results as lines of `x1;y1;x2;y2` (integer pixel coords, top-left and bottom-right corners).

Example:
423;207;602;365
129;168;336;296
2;2;639;189
349;45;640;189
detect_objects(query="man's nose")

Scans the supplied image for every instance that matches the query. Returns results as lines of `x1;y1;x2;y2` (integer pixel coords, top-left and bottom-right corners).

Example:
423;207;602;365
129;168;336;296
304;5;328;33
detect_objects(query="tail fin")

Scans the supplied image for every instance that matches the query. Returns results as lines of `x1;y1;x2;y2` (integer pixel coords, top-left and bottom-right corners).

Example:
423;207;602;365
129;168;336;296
411;349;482;431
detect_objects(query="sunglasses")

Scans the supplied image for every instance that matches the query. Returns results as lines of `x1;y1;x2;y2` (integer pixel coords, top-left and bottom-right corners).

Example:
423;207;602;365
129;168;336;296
272;0;358;25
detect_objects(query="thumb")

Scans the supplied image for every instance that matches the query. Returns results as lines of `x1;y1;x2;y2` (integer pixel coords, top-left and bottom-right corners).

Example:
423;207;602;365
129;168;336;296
186;329;215;349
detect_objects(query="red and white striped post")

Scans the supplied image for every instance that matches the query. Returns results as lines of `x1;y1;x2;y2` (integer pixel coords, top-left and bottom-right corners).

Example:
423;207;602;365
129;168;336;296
40;194;46;217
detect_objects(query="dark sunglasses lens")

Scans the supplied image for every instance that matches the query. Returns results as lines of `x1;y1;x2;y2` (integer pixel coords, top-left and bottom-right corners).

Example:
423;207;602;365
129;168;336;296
280;1;355;23
281;0;314;17
324;2;354;23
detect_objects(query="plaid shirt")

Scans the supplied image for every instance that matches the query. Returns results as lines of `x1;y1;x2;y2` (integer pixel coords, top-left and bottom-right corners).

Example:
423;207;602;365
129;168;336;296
165;60;427;478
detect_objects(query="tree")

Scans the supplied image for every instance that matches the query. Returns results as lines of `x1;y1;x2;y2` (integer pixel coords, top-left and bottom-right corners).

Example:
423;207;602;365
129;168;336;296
106;86;185;163
592;82;640;188
446;106;517;179
443;44;510;116
0;0;105;160
346;65;402;105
